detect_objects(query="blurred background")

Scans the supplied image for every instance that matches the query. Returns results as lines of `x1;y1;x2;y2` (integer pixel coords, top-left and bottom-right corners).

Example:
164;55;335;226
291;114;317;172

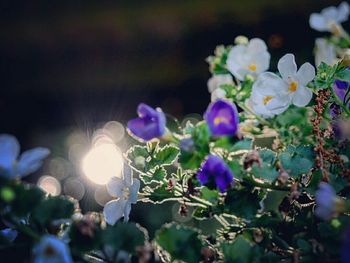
0;0;347;236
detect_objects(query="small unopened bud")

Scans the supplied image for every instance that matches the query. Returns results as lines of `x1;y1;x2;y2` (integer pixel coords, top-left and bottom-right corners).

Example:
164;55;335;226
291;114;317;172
253;228;264;243
235;35;249;45
0;187;15;202
135;156;146;168
179;204;188;217
341;53;350;67
243;150;261;169
201;246;215;262
167;178;176;191
278;170;290;185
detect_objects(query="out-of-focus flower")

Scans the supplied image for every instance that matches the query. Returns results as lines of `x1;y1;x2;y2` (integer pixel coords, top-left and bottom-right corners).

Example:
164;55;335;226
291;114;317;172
249;72;290;118
127;103;166;141
0;134;50;179
204;99;239;137
207;74;233;93
179;138;195;153
0;228;17;242
315;38;337;67
211;88;226;102
227;38;270;81
332;119;350;141
103;165;140;225
309;2;350;34
197;155;233;193
33;235;73;263
315;182;344;220
277;54;315;107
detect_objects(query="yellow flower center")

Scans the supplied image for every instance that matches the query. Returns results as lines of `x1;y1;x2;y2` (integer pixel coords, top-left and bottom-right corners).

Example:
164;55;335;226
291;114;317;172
263;95;274;105
288;81;298;92
248;63;257;72
214;117;229;125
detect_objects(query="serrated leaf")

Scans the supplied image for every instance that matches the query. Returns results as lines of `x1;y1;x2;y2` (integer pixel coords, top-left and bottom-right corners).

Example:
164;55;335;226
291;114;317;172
142;184;178;203
263;190;287;213
259;149;276;165
156;223;203;263
251;163;279;183
140;167;166;184
231;138;253;152
155;145;179;166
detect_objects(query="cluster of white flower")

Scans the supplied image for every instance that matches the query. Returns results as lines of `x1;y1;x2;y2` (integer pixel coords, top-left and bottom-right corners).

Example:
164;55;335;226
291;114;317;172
207;1;350;119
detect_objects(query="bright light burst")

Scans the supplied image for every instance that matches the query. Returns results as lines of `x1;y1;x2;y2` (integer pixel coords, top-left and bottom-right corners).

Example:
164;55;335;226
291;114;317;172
82;137;123;185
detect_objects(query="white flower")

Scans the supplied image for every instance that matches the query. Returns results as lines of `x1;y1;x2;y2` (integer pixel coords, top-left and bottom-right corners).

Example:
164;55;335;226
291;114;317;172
211;88;226;102
277;54;315;107
249;72;290;118
309;2;350;33
103;165;140;225
207;74;233;93
227;38;270;81
315;38;337;67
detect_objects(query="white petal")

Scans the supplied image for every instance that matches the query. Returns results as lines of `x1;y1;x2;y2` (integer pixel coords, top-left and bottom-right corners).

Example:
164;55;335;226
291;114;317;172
252;72;289;96
338;2;350;22
292;86;313;107
315;38;337;67
255;51;271;74
129;178;140;204
106;177;126;198
207;74;233;93
309;13;328;31
123;164;132;186
0;134;19;171
247;38;268;53
278;54;297;81
227;45;247;80
211;88;226;102
123;203;132;222
17;148;50;177
103;199;127;225
322;6;338;21
296;62;315;86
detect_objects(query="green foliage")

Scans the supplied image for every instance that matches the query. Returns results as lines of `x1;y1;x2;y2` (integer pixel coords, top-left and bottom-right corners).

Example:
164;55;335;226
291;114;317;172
156;223;203;263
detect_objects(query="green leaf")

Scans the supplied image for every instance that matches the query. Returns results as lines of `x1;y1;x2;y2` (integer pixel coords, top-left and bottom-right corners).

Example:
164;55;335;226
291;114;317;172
263;190;287;213
141;184;179;203
231;138;253;152
103;222;146;254
221;235;262;263
279;146;314;178
32;196;74;227
224;188;262;219
251;163;279;183
200;187;219;204
335;66;350;82
155;145;179;166
156;223;203;263
227;159;243;180
11;184;44;217
259;149;276;165
140;167;167;184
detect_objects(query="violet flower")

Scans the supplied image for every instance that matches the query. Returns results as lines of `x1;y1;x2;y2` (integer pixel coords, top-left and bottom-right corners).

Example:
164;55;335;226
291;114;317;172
197;155;233;193
127;103;166;141
315;182;337;221
204;99;239;137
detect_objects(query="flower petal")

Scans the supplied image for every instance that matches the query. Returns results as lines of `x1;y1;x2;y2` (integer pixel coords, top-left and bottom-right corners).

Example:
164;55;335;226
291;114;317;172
0;134;19;171
106;177;126;198
227;45;248;81
123;164;133;187
247;38;268;54
278;54;297;81
309;13;328;31
338;2;350;22
103;199;127;225
129;178;140;204
123;203;132;222
211;88;226;102
17;148;50;177
296;62;315;86
292;86;313;107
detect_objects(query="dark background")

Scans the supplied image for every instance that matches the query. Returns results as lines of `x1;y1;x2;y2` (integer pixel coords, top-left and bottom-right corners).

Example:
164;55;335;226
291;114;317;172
0;0;347;235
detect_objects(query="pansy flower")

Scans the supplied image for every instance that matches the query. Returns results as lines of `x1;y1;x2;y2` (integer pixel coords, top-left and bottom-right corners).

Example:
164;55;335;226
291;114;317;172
204;99;239;137
103;165;140;225
197;155;233;193
0;134;50;179
227;38;270;81
33;235;73;263
127;103;166;141
309;2;350;34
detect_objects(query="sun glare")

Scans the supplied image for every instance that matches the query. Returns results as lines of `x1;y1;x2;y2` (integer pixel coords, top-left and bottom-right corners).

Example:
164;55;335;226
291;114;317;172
82;141;123;185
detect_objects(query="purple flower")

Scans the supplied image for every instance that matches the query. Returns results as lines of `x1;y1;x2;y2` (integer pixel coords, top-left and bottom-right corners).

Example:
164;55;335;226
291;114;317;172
197;155;233;193
204;99;239;137
127;103;166;141
315;182;336;220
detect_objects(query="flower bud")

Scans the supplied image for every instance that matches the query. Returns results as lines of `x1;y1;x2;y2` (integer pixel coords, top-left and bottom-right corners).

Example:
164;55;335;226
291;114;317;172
234;35;249;45
243;150;261;169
